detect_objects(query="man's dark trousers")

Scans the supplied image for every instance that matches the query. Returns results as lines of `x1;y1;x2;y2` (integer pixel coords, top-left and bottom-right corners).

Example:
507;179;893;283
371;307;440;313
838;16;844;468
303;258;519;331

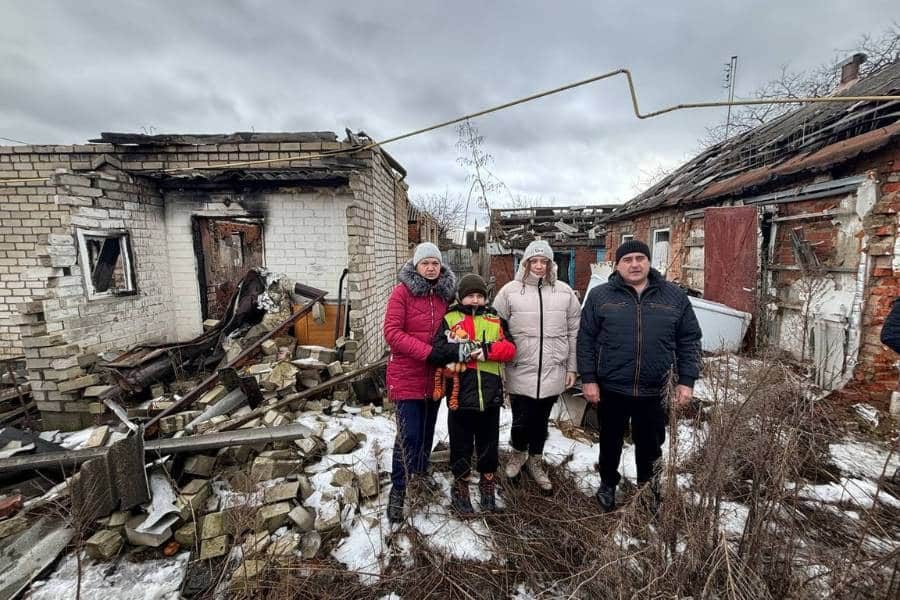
598;389;667;486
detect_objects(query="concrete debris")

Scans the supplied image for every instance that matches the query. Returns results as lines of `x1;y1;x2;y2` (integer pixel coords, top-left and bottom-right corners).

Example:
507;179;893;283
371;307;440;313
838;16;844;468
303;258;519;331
241;531;271;557
230;559;267;593
299;531;321;559
125;514;172;548
267;532;300;559
174;522;198;547
327;429;362;454
315;499;341;533
330;467;355;487
251;456;300;480
200;534;231;560
85;529;123;560
357;470;381;498
288;505;315;532
256;502;291;532
183;454;217;478
263;481;300;504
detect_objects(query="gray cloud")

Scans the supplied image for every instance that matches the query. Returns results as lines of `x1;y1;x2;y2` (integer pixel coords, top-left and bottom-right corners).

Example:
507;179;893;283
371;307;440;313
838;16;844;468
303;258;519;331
1;0;897;213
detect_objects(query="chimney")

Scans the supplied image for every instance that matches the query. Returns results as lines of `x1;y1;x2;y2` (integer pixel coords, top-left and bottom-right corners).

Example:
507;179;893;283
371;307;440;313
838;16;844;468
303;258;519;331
838;53;867;87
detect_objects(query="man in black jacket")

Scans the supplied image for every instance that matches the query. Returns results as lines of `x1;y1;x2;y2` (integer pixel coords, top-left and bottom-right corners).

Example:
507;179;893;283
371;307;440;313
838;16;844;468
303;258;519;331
577;240;702;511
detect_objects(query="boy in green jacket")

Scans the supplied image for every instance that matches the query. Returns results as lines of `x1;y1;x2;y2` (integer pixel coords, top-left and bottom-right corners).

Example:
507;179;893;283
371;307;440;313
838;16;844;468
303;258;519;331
428;274;517;514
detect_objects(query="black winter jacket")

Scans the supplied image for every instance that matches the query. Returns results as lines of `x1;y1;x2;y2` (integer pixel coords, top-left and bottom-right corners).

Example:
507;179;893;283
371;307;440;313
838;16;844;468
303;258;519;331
881;297;900;353
577;269;702;397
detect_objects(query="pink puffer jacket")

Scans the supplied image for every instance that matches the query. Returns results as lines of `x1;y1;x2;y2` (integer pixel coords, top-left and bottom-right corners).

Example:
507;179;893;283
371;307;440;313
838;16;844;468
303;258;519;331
383;261;456;401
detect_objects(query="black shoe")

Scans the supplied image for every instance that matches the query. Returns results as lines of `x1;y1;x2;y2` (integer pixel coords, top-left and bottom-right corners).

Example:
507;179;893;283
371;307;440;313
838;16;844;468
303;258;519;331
596;482;616;513
479;473;497;513
451;478;475;516
387;486;405;523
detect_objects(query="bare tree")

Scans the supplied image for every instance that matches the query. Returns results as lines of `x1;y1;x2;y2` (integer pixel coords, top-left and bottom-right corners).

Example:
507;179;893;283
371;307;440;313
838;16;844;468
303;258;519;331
411;189;466;242
457;120;506;236
700;24;900;147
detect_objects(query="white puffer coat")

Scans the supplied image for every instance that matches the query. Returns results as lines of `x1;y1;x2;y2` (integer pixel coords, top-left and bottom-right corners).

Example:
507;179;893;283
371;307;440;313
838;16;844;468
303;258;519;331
493;242;581;399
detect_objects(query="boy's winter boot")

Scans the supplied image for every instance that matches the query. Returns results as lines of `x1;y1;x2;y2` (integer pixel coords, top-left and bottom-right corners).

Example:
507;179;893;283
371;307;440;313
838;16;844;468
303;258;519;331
387;486;405;524
479;473;497;513
526;455;553;494
505;449;529;480
451;478;475;516
595;482;616;513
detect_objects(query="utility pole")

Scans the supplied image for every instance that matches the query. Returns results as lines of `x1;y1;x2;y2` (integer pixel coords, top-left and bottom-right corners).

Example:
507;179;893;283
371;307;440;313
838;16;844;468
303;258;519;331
723;55;738;139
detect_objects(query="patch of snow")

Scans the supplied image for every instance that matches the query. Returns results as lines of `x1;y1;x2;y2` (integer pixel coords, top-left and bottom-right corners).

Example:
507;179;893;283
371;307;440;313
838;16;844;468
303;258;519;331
26;552;188;600
797;477;900;509
331;516;389;584
57;426;98;450
851;403;879;429
829;440;898;480
719;501;749;538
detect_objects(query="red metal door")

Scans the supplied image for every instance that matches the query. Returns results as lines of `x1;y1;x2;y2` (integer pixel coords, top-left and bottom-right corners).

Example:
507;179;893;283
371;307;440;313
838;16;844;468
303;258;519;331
194;218;265;320
703;206;757;314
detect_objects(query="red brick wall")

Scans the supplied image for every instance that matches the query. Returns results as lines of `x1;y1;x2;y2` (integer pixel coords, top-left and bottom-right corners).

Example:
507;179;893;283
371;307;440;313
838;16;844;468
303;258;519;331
574;247;597;296
855;188;900;400
490;255;515;291
408;222;420;245
605;208;685;281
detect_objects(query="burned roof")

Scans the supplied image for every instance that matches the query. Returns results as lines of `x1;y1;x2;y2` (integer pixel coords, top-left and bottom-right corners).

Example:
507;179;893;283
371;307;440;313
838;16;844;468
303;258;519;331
608;60;900;221
490;205;618;249
89;131;341;145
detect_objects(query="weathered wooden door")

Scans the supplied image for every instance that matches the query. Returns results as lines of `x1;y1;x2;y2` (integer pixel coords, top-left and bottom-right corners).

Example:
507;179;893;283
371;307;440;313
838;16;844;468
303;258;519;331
193;218;265;320
703;206;758;314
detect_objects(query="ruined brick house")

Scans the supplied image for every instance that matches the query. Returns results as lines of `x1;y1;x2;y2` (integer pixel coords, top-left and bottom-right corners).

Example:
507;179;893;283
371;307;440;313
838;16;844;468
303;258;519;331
0;131;410;429
488;205;618;297
602;57;900;399
406;203;441;249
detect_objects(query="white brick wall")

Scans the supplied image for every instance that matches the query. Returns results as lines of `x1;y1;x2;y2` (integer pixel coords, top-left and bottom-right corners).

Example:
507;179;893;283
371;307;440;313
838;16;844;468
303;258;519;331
165;190;352;340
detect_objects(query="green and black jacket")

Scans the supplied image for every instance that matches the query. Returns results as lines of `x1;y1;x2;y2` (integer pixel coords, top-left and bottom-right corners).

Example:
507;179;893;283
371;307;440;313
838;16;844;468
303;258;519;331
428;304;517;411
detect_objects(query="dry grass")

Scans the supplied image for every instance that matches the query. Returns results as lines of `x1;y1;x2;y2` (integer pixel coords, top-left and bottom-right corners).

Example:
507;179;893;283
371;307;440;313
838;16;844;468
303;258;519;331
219;354;900;599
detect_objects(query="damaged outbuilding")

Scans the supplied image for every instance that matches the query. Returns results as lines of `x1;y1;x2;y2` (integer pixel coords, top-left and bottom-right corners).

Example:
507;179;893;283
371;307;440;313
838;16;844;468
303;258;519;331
0;131;410;429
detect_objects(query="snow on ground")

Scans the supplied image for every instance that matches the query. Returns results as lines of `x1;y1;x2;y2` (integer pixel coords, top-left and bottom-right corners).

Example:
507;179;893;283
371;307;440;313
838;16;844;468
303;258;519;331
795;477;900;509
25;552;188;600
828;440;899;480
719;501;751;539
24;366;897;597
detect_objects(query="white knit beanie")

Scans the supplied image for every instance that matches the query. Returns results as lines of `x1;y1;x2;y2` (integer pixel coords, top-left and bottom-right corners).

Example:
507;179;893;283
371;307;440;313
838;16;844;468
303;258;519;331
522;240;553;262
412;242;442;266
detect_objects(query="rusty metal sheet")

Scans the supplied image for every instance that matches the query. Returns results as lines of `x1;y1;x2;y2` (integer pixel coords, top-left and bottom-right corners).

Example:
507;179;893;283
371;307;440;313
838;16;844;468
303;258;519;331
703;207;758;315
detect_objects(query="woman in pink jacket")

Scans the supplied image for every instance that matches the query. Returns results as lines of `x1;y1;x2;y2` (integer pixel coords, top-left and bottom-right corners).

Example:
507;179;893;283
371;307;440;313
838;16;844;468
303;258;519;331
383;242;456;523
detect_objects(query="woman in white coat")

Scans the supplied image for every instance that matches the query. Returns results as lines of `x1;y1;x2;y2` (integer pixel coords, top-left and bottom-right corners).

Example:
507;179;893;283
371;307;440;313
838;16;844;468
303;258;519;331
493;240;581;493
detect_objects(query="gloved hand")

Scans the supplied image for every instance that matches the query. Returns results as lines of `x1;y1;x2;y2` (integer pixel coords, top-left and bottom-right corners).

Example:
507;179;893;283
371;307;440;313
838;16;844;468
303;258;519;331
428;344;458;366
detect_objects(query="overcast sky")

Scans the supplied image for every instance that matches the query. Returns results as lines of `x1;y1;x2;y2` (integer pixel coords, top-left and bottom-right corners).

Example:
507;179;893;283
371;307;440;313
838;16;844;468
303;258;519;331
1;1;897;220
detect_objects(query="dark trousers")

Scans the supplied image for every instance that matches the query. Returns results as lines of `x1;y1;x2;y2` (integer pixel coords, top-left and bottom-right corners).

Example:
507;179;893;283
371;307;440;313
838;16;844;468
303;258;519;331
598;389;667;487
391;398;440;489
448;406;501;479
509;394;557;455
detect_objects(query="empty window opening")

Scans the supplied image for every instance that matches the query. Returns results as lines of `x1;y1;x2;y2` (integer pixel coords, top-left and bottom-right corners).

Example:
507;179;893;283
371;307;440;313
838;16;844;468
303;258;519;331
76;229;136;299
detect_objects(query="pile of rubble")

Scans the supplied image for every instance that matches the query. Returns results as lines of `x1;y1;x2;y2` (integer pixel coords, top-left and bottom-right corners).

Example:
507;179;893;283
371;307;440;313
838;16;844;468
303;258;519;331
0;268;388;597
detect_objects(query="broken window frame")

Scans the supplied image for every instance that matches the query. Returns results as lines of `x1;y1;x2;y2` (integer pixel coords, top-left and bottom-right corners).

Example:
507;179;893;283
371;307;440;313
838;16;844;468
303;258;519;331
76;228;138;300
651;227;671;274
